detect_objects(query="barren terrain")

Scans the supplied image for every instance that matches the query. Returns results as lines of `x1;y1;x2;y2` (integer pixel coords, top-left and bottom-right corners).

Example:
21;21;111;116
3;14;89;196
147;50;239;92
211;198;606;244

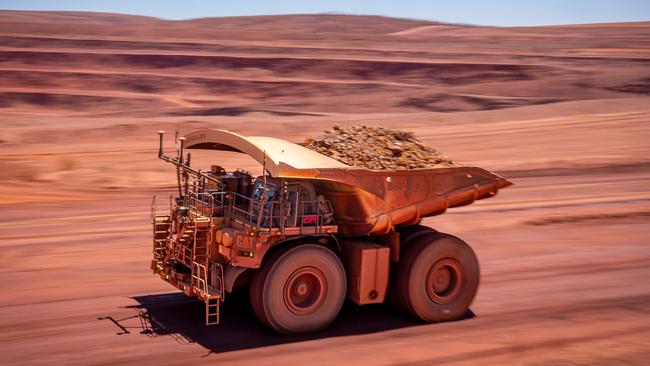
0;11;649;365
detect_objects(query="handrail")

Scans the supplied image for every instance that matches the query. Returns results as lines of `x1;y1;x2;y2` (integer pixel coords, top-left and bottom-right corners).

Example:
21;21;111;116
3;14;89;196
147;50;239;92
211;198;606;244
227;192;333;233
192;262;208;294
180;175;335;235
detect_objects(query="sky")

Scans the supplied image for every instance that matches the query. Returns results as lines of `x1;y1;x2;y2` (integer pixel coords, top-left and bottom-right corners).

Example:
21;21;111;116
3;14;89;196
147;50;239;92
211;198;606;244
1;0;649;26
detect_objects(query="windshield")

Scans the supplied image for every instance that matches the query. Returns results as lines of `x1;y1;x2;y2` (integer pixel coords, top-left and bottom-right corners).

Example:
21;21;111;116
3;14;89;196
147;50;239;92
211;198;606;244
251;179;277;202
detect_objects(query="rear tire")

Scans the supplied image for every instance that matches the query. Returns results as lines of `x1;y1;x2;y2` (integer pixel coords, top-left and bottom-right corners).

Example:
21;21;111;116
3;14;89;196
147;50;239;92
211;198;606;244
250;244;346;334
394;232;479;322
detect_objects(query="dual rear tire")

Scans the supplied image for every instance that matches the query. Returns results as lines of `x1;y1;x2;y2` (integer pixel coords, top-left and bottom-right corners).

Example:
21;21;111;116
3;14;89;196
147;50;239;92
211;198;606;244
394;227;479;322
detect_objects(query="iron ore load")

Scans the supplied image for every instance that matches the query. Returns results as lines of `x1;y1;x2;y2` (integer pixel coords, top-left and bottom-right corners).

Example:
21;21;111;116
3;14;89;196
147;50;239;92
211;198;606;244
150;128;511;334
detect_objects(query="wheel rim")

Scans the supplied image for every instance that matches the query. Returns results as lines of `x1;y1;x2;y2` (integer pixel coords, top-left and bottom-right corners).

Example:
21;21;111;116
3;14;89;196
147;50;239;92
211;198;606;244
284;266;327;315
426;258;463;304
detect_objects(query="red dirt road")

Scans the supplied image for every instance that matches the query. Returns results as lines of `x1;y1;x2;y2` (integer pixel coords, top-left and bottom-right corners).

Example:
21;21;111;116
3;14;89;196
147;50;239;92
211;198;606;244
1;11;650;365
2;168;649;365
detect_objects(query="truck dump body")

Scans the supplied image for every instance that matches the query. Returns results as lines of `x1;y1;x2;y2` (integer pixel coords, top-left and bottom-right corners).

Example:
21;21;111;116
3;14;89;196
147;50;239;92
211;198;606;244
185;129;512;236
290;166;511;236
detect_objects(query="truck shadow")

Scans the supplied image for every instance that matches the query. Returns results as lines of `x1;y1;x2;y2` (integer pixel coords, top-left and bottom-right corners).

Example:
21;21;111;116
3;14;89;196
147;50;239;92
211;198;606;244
120;290;474;354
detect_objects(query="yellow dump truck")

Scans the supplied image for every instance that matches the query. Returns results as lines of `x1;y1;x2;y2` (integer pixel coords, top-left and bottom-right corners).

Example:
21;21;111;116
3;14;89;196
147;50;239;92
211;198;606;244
150;129;511;334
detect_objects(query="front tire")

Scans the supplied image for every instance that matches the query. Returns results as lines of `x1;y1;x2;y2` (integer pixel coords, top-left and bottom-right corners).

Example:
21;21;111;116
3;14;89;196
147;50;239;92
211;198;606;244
395;232;479;322
250;244;346;334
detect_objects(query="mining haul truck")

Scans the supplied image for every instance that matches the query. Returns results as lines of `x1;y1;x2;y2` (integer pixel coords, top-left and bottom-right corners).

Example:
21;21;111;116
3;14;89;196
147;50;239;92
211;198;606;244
150;129;511;334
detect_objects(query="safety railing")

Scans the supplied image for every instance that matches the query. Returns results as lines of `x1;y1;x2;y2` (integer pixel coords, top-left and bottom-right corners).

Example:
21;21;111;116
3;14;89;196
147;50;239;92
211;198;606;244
296;199;335;233
181;178;335;234
185;189;227;217
172;237;194;267
192;262;208;294
227;192;334;234
150;194;173;223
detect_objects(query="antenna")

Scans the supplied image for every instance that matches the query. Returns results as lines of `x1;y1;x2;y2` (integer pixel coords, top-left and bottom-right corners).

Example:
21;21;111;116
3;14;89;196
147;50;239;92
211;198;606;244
174;124;180;145
262;150;267;187
256;150;268;230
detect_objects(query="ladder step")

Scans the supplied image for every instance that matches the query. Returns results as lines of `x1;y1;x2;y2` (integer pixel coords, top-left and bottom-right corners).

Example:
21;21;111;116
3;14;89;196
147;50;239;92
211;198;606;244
205;297;220;325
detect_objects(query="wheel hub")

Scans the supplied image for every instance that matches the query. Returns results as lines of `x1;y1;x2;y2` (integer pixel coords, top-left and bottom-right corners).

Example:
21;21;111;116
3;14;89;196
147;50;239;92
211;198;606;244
284;266;327;315
426;258;463;304
295;281;309;296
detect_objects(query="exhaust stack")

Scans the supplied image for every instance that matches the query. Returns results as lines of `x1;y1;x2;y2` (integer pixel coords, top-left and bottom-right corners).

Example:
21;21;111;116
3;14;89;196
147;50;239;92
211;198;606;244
157;130;165;157
178;137;186;165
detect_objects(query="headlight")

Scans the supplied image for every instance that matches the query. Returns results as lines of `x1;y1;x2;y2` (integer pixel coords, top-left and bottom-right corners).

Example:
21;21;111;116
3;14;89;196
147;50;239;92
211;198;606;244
222;231;233;247
215;229;223;244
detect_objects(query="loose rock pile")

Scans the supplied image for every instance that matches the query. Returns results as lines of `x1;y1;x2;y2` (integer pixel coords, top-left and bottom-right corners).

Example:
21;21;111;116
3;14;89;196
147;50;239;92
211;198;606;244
304;125;456;170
